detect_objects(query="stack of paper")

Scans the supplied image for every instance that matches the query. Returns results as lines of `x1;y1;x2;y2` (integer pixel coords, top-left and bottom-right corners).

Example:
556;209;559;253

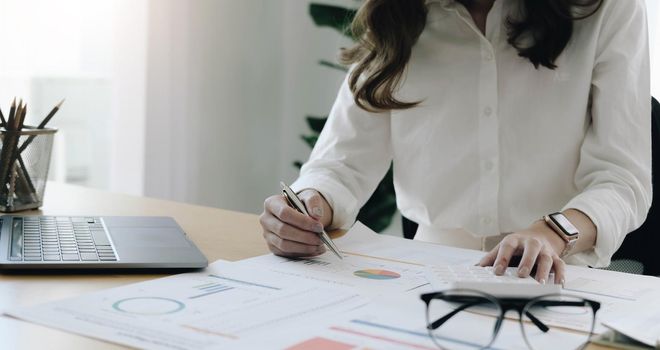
5;222;660;350
601;298;660;348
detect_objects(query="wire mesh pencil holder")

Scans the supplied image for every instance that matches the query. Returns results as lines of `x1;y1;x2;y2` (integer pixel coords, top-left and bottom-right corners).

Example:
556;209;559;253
0;126;57;212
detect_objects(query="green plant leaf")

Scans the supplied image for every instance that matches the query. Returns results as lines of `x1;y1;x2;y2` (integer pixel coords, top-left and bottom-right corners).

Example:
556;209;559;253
319;59;349;72
301;135;318;148
306;116;328;134
309;4;356;39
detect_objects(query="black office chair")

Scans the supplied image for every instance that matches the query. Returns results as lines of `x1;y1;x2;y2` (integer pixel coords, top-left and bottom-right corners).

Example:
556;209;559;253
608;97;660;276
402;97;660;276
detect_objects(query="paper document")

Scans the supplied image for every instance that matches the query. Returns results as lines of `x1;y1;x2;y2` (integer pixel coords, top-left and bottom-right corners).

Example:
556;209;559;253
602;297;660;347
564;270;656;301
7;221;658;350
6;260;369;350
333;221;485;266
242;221;488;295
243;251;429;295
242;293;589;350
562;265;660;334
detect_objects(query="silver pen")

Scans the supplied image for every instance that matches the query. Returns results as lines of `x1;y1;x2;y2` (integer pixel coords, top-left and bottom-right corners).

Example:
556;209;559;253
280;182;343;259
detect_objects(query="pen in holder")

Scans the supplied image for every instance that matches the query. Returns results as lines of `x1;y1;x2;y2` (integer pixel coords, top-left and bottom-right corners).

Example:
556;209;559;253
0;98;62;212
0;126;57;212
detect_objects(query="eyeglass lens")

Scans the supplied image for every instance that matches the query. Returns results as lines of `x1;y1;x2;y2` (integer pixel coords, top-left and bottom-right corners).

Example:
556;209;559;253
425;291;596;350
425;290;502;349
521;295;595;350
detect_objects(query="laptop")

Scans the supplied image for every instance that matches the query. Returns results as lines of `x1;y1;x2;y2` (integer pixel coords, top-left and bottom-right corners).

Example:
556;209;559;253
0;216;208;270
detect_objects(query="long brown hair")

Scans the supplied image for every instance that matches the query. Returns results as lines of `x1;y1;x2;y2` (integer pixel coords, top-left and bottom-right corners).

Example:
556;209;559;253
341;0;603;112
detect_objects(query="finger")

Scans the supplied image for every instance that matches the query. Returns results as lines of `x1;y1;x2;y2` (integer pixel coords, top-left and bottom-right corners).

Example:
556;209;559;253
493;237;522;275
552;256;566;285
266;239;325;258
265;196;323;233
264;231;323;257
478;247;498;267
517;238;542;278
265;239;288;257
266;231;322;255
259;214;322;246
534;252;553;284
298;190;325;220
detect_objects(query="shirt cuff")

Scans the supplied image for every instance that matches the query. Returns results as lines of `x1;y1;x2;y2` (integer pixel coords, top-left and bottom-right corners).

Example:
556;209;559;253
562;190;619;268
290;174;359;230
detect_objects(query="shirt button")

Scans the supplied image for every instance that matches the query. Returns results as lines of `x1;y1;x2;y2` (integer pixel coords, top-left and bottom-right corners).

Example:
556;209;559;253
482;217;493;225
483;107;493;117
484;51;494;61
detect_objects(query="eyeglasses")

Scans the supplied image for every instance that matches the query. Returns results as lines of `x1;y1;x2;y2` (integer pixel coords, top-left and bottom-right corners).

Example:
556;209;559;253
420;289;601;350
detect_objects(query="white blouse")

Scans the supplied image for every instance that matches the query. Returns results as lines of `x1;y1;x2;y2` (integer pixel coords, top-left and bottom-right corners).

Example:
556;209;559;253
291;0;651;267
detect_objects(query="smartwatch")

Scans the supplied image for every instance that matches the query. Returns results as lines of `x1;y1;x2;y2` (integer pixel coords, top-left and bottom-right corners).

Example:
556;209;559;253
543;212;580;258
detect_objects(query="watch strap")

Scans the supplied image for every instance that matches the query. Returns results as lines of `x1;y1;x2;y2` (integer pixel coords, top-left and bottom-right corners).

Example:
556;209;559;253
543;213;579;258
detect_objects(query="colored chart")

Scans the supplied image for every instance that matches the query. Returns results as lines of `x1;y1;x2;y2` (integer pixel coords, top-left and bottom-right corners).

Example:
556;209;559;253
189;281;234;299
285;337;354;350
353;269;401;280
112;297;185;315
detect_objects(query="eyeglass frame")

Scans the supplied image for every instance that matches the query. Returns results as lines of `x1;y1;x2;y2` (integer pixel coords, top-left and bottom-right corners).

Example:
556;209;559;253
419;289;601;350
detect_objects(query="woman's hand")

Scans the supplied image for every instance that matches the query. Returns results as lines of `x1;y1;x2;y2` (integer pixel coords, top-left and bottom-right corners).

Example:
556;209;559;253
260;189;333;258
478;220;566;285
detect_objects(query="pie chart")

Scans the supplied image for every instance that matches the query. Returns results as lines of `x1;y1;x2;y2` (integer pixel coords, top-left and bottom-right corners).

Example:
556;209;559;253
353;269;401;280
112;297;185;315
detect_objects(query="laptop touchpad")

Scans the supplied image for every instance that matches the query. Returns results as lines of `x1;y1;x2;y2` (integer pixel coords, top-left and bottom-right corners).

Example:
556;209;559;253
110;228;192;248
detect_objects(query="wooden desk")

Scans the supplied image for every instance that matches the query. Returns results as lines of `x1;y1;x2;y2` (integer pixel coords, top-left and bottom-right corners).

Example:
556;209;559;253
0;182;267;349
0;182;616;349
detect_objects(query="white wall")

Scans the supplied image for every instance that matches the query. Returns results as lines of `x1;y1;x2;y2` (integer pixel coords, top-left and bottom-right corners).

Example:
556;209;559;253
145;0;352;214
109;1;148;195
0;0;147;195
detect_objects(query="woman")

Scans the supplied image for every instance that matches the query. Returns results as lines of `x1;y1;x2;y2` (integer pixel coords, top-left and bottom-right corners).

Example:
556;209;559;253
259;0;651;285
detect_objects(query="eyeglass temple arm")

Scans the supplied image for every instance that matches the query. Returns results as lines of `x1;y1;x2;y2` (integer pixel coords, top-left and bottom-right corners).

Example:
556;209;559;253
428;302;549;333
524;311;550;333
428;300;486;330
523;299;596;334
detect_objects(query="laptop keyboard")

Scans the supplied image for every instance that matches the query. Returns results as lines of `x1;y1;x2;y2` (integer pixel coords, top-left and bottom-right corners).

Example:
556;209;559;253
9;217;117;262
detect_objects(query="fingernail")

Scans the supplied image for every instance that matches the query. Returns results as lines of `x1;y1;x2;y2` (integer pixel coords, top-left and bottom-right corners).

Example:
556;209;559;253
518;266;529;277
560;278;565;288
495;265;505;275
311;206;324;218
314;223;324;232
540;279;546;285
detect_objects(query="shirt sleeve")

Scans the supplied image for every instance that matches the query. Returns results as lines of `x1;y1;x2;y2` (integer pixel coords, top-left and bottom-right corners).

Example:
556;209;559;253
563;0;652;267
291;75;393;229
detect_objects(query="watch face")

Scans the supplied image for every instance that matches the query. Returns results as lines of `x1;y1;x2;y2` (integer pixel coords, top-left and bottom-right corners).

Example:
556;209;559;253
551;214;579;236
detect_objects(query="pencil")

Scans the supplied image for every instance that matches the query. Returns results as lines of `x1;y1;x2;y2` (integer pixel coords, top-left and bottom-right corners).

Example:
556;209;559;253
17;103;26;130
14;103;36;198
0;99;21;198
6;100;36;202
7;98;16;130
13;101;24;131
0;107;6;128
36;99;64;129
18;99;64;154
